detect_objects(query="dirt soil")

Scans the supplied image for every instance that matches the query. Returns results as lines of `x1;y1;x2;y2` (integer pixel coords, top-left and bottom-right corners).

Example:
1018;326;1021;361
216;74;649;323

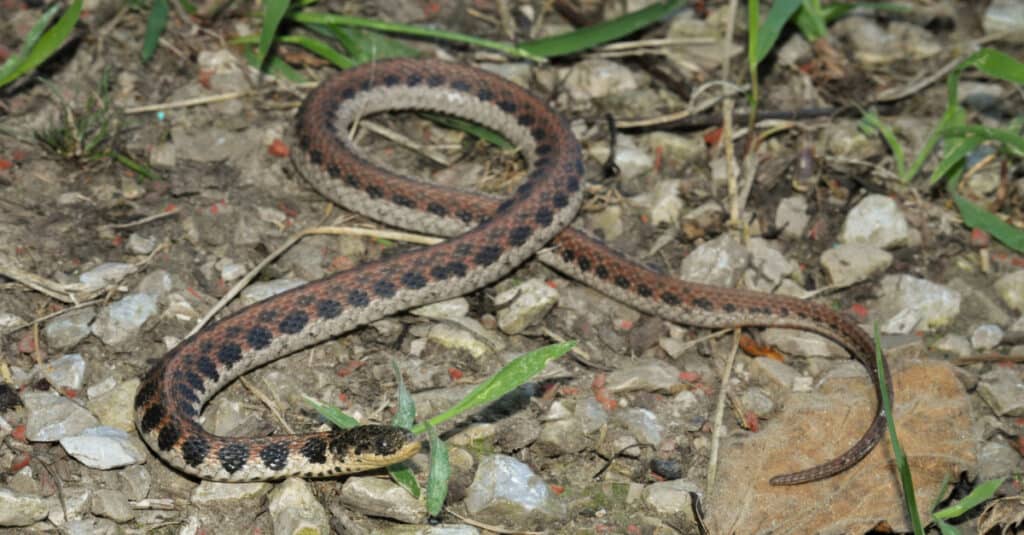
1;1;1023;534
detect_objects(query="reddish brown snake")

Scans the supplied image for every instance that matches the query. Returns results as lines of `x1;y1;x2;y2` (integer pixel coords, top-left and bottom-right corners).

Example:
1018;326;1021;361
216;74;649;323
134;59;891;483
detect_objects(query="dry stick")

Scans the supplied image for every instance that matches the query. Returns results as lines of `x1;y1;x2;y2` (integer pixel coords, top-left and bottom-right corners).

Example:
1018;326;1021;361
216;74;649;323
358;120;452;167
444;508;543;535
239;377;295;434
186;225;441;338
101;207;181;230
706;328;742;490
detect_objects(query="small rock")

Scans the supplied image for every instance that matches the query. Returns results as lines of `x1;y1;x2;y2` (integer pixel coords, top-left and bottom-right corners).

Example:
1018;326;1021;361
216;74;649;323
740;387;775;418
23;391;100;442
534;419;587;456
78;263;136;292
820;244;893;287
977;440;1023;481
427;322;496;359
219;261;248;282
268;478;330;535
91;489;133;523
839;194;911;249
64;517;119;535
340;476;426;524
564;58;642;100
43;307;96;350
971;324;1004;350
46;486;91;526
642;479;700;521
983;0;1024;42
0;487;50;527
631;180;683;226
743;238;798;291
750;357;801;394
994;270;1024;313
614;408;663;446
977;370;1024;417
60;426;145;469
932;334;973;358
36;353;86;392
464;455;559;523
761;328;846;359
91;293;158;346
824;121;882;160
574;397;609;434
588;134;653;181
679;234;749;287
191;481;272;505
775;195;809;239
135;269;173;299
127;233;157;255
605;360;681;394
412;297;470;320
240;278;306;305
875;275;962;332
86;378;140;432
495;278;559;335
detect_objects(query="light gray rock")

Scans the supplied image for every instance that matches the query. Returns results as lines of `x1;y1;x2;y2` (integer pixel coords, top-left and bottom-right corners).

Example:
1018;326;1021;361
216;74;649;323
24;391;100;442
36;353;86;391
60;426;145;469
983;0;1024;42
0;488;49;527
86;378;139;433
876;275;962;332
839;194;910;249
977;370;1024;417
44;307;96;350
464;455;559;524
91;293;158;346
605;359;681;394
268;478;330;535
994;270;1024;313
78;262;136;292
820;243;893;287
240;278;306;305
679;234;750;287
190;481;272;506
91;489;133;523
971;324;1004;351
775;195;810;240
642;479;701;522
340;476;426;524
495;278;559;335
615;408;663;446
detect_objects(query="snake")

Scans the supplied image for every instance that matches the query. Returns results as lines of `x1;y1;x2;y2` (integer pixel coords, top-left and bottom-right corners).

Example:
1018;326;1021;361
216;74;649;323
134;58;891;484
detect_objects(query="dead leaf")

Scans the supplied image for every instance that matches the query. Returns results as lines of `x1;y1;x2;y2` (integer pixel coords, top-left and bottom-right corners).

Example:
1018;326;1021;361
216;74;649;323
707;359;975;534
979;495;1024;535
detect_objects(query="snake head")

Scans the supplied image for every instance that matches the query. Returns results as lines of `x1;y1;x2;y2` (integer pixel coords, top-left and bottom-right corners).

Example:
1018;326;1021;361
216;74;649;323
328;425;420;470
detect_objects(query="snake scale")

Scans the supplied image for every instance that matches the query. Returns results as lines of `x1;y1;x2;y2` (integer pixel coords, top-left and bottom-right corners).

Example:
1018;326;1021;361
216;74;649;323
134;59;891;484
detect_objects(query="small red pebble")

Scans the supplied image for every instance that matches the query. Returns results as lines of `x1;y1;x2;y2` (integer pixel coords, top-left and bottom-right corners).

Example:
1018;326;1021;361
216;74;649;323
849;302;869;320
447;367;464;381
61;387;78;399
164;203;177;213
335;360;365;378
16;333;35;353
268;139;289;158
11;425;26;442
626;524;642;535
0;158;13;170
744;411;760;432
678;371;700;383
197;69;214;89
970;227;991;248
615;318;634;330
10;453;31;473
549;484;564;495
336;392;348;404
1014;436;1024;456
703;127;723;146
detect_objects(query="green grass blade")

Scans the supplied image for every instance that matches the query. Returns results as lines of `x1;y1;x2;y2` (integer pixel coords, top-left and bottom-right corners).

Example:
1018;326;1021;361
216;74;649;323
391;361;416;429
257;0;291;68
860;110;907;177
242;46;306;82
949;191;1024;253
926;135;981;185
0;3;62;84
425;422;450;517
233;33;357;69
290;11;542;61
936;520;958;535
303;395;359;428
754;0;802;65
794;0;828;41
519;0;683;58
874;323;924;535
141;0;169;63
411;341;575;433
0;0;82;89
902;106;965;182
933;477;1006;520
322;26;420;64
941;125;1024;157
387;462;420;498
419;112;513;149
960;47;1024;84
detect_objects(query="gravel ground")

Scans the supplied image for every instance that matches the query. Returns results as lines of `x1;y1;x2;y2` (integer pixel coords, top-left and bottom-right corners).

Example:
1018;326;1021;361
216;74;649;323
1;1;1023;534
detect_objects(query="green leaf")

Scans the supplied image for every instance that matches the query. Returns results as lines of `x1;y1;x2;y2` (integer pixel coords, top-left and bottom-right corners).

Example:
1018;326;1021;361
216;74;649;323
324;27;419;64
234;33;356;69
303;395;359;429
520;0;684;58
0;3;62;86
874;323;925;535
387;463;421;499
926;135;979;185
960;47;1024;85
242;46;306;82
257;0;291;68
141;0;169;63
793;0;828;41
941;125;1024;157
290;11;541;61
425;422;450;517
419;112;513;149
860;110;907;177
0;0;83;89
754;0;802;65
391;361;415;430
936;519;959;535
949;191;1024;253
933;477;1006;520
411;341;575;434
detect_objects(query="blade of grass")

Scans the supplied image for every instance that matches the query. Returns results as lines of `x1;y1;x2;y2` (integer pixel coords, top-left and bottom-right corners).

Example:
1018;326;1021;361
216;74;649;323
420;112;513;149
242;46;306;82
874;323;924;535
289;11;543;62
926;135;981;185
257;0;291;69
0;4;63;85
141;0;169;63
425;422;449;518
948;190;1024;253
519;0;684;58
933;477;1006;520
941;125;1024;156
411;341;575;434
386;361;421;497
233;34;357;69
323;26;420;63
0;0;82;89
860;110;907;177
303;395;359;428
753;0;802;65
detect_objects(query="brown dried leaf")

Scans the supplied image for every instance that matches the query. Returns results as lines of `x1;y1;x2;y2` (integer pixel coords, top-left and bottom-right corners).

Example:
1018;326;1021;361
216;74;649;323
979;495;1024;535
707;359;975;534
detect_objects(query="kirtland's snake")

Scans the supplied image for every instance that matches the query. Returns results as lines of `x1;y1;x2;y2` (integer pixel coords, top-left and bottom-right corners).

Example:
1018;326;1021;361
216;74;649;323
134;59;891;484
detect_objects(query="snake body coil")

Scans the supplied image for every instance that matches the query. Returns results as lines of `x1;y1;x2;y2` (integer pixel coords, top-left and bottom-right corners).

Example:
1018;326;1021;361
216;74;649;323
135;59;890;484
